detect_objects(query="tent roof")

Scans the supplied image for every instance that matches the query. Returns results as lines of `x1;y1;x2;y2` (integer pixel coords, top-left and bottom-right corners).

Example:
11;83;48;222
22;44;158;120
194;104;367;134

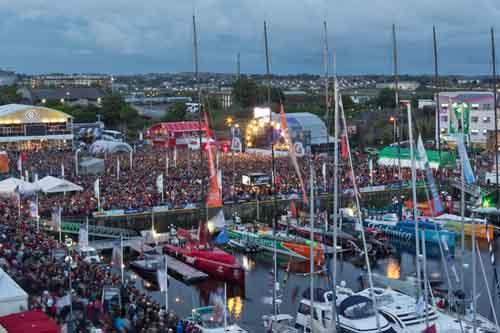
378;146;456;167
36;176;83;194
89;140;132;154
0;178;38;196
0;268;27;304
0;104;72;120
0;310;59;333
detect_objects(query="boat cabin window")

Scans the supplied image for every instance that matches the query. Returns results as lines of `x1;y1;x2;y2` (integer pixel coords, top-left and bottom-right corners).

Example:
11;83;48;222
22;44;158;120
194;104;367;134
298;303;311;315
342;301;375;319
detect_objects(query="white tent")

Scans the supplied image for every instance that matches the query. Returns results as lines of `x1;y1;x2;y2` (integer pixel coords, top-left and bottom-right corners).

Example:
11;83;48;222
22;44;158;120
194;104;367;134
36;176;83;194
0;268;28;316
0;178;38;197
89;140;132;154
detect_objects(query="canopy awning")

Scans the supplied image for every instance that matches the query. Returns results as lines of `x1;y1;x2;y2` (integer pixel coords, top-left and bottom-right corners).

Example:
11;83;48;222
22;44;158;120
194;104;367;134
377;146;456;169
36;176;83;194
0;178;38;197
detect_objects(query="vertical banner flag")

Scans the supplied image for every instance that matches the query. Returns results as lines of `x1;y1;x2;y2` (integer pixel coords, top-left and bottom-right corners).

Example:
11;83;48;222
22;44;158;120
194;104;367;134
157;255;169;292
206;140;223;208
116;158;120;180
61;163;65;179
417;135;444;215
368;157;373;185
111;239;123;270
156;174;164;194
322;162;327;192
173;147;177;168
79;224;89;248
456;134;475;184
280;104;308;204
94;178;100;199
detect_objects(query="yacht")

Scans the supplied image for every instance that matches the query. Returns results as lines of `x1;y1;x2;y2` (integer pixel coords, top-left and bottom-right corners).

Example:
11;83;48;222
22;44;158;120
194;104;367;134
185;306;247;333
294;287;395;333
356;287;498;333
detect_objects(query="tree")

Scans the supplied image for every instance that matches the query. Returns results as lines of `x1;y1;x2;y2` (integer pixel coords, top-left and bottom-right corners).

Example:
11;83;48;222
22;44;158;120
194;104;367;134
100;94;125;127
376;88;396;109
162;102;187;122
0;85;22;104
232;78;258;108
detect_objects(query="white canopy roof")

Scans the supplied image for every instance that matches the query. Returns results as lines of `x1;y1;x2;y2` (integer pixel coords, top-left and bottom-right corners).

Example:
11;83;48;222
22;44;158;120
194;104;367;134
36;176;83;194
0;267;28;316
89;140;132;154
0;177;38;197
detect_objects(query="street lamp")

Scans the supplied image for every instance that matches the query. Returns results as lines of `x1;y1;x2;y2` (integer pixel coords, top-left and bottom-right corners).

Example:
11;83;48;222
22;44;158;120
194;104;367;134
389;116;397;143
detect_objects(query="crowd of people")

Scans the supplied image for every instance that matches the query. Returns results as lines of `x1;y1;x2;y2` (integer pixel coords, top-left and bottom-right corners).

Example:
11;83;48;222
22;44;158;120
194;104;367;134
0;197;204;332
5;146;461;218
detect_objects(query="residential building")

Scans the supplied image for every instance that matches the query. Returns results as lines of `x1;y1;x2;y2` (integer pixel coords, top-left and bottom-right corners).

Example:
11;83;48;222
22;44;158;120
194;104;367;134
437;91;496;145
376;81;420;91
18;87;107;107
29;74;112;89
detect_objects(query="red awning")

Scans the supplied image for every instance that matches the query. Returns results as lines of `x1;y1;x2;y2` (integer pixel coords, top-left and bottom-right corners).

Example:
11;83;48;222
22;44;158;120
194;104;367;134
0;310;59;333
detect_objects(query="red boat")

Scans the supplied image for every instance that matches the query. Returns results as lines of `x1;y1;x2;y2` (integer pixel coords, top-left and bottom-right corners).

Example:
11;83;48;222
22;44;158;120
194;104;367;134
163;223;245;286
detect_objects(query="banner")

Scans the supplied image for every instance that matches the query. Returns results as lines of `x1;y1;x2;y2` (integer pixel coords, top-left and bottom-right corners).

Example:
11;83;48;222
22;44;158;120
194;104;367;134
157;255;169;292
456;134;475;184
368;157;373;185
280;104;308;204
156;174;164;194
94;178;100;200
322;162;327;192
61;163;65;179
79;225;89;248
206;121;222;208
417;135;444;215
29;198;38;219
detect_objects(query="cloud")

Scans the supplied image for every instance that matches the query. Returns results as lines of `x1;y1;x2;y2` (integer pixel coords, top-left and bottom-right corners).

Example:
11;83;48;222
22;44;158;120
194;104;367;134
0;0;499;74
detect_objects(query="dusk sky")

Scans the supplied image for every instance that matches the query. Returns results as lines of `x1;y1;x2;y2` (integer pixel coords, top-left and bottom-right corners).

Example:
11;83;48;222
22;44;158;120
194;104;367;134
1;0;499;75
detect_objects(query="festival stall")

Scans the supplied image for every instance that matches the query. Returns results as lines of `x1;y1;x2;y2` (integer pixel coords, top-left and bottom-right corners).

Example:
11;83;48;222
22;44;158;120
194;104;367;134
0;178;38;197
89;140;132;154
377;146;456;170
0;268;28;316
36;176;83;194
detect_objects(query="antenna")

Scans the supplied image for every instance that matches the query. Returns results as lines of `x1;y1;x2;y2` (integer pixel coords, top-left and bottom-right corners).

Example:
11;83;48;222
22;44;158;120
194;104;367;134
264;21;271;105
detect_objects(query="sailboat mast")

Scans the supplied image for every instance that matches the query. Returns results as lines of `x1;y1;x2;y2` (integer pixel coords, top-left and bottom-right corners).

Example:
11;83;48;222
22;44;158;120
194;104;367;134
323;21;330;146
460;106;465;291
264;20;278;318
332;66;340;333
193;14;205;222
491;28;499;204
433;26;441;158
407;102;422;297
309;163;315;333
393;24;402;177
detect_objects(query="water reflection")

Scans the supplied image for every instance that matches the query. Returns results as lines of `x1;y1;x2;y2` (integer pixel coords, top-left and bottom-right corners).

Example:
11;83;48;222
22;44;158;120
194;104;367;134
242;255;256;271
227;296;243;319
386;257;401;279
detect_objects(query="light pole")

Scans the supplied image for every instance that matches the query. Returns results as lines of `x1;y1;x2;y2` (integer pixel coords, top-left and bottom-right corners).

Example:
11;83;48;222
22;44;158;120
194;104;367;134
74;148;81;177
389;116;397;143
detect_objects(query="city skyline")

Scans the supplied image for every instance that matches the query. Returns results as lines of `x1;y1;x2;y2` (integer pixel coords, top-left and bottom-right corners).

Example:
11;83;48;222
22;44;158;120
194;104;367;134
1;0;499;75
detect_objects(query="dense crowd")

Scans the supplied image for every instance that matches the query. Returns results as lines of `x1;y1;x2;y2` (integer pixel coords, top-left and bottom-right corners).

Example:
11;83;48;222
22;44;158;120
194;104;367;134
0;198;202;332
4;146;463;217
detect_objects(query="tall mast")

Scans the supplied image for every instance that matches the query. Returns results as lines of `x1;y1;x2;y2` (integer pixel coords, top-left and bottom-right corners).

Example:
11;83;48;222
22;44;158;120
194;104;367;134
332;58;339;333
193;14;205;222
309;163;315;333
264;21;271;105
264;20;278;318
492;28;499;204
323;21;330;143
392;24;402;177
237;52;241;80
433;26;441;161
406;101;422;298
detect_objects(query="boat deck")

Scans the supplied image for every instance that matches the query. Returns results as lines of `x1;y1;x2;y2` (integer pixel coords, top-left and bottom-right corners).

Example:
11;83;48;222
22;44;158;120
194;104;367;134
165;255;209;283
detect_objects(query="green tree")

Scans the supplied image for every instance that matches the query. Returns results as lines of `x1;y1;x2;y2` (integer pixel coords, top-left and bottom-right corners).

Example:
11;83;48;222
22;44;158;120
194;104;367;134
232;78;258;108
162;102;187;122
100;94;126;127
376;88;396;109
0;85;22;104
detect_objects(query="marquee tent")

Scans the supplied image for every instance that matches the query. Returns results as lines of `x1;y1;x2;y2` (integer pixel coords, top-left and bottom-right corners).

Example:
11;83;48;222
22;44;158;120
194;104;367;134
0;178;38;197
0;268;28;317
0;310;58;333
89;140;132;154
36;176;83;194
377;146;456;170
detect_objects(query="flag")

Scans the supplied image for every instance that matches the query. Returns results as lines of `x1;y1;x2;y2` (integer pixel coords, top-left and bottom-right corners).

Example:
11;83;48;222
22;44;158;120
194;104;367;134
368;157;373;185
29;198;38;219
156;174;164;194
280;104;308;204
79;224;89;248
417;135;444;215
203;110;213;139
61;163;65;178
34;173;38;183
290;200;298;218
341;134;348;160
210;209;226;229
129;151;133;170
111;240;122;270
157;255;169;292
94;178;100;200
116;158;120;180
456;134;475;184
51;206;62;231
322;162;327;192
173;147;177;168
206;141;223;208
17;155;22;173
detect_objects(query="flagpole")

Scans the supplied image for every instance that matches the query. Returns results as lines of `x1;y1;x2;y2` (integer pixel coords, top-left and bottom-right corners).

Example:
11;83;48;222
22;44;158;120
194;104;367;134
36;194;39;232
164;255;169;312
58;206;62;243
120;233;124;284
